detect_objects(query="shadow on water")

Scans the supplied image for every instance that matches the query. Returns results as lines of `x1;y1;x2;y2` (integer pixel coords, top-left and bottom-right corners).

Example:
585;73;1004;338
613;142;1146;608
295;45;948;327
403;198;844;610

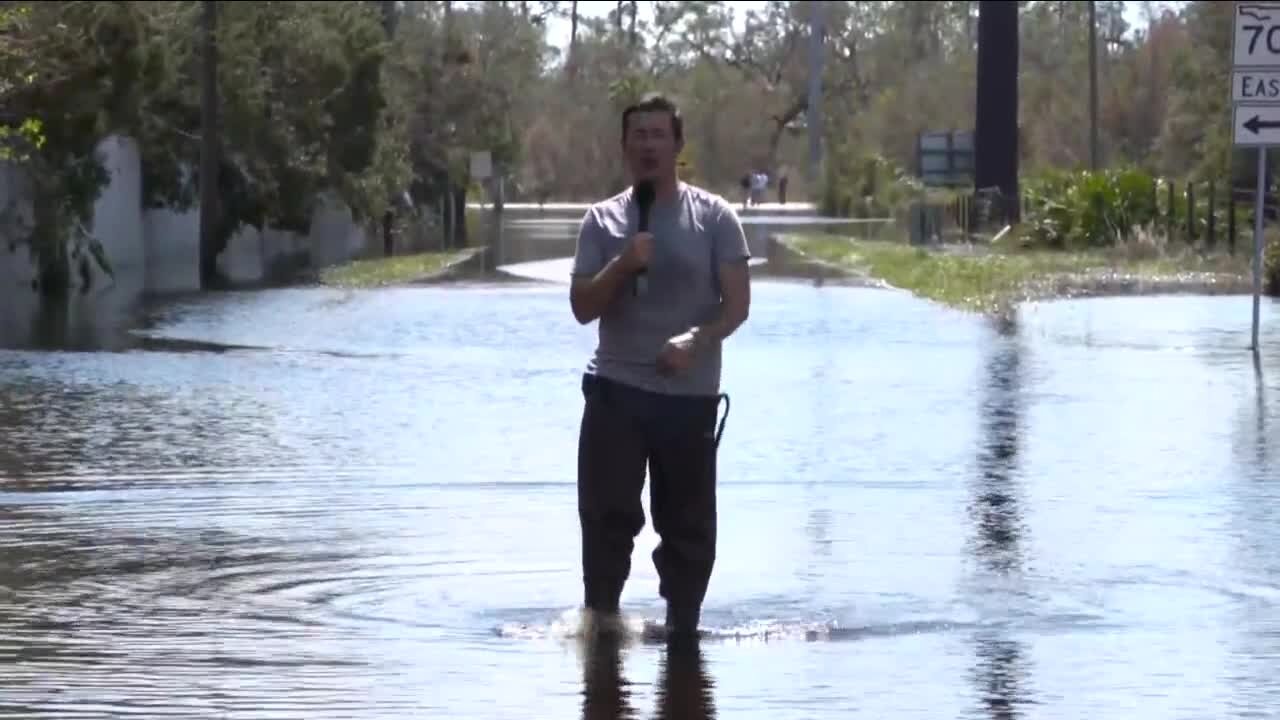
580;638;716;720
966;315;1034;719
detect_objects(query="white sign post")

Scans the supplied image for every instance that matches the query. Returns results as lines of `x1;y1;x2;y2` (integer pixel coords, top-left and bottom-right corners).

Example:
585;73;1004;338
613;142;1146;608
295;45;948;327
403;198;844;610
1232;3;1280;352
469;151;492;181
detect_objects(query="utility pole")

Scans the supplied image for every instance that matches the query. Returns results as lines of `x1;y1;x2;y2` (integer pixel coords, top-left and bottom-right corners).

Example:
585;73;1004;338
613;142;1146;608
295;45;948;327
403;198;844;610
198;0;220;288
1088;0;1099;170
807;1;825;185
975;0;1019;222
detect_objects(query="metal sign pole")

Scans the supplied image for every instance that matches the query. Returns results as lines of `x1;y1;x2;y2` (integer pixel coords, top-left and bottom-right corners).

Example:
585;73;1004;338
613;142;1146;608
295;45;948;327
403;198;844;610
1255;148;1267;351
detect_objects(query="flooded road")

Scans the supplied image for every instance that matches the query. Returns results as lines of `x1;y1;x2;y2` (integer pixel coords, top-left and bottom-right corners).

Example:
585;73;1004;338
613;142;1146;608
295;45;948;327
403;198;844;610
0;272;1278;717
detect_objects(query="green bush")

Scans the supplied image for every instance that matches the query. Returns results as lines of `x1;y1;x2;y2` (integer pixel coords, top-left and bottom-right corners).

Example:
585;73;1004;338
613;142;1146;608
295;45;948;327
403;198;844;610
1021;166;1245;251
820;144;924;219
1021;166;1164;249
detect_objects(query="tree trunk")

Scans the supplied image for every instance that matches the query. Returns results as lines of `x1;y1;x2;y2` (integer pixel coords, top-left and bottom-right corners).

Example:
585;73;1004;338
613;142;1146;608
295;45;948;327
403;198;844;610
199;0;222;289
1088;0;1099;170
444;0;453;63
452;186;468;248
380;0;397;37
569;0;579;78
806;1;825;184
383;210;394;256
771;99;807;173
629;0;638;46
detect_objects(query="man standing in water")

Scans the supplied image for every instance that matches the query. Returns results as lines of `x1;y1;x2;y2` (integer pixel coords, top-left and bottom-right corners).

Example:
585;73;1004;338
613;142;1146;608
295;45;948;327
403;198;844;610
569;94;752;639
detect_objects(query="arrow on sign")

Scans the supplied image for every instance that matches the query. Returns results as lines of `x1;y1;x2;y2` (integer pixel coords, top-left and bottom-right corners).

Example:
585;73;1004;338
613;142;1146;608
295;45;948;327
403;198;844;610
1234;103;1280;146
1244;114;1280;134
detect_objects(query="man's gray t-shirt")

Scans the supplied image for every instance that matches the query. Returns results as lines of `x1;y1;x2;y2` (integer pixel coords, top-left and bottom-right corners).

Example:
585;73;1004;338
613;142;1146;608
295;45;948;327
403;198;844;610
572;181;751;397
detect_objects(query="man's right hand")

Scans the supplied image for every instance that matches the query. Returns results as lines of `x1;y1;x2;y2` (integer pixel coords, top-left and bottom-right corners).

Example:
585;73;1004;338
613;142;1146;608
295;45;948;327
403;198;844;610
571;233;654;325
620;232;653;273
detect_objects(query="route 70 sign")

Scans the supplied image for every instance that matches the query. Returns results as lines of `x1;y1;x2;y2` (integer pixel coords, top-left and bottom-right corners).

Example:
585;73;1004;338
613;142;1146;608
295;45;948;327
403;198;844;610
1235;4;1280;68
1233;4;1280;147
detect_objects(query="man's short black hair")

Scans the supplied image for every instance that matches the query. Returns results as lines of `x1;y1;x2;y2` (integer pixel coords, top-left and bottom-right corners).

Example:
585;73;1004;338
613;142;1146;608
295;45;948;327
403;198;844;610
621;93;684;143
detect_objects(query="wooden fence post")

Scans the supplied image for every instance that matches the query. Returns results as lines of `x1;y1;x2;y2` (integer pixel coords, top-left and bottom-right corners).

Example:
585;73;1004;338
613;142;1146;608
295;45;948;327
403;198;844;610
1186;181;1195;244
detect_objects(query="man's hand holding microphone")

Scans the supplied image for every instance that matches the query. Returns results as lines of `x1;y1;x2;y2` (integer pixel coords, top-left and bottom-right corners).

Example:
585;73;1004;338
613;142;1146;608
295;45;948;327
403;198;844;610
619;231;652;277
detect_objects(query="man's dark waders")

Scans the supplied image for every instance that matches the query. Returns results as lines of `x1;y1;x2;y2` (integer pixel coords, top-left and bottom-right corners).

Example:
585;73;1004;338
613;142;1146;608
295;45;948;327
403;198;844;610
576;373;731;632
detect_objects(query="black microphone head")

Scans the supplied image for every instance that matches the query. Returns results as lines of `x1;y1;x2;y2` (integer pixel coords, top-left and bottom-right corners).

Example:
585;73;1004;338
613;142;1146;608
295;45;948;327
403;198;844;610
634;180;656;211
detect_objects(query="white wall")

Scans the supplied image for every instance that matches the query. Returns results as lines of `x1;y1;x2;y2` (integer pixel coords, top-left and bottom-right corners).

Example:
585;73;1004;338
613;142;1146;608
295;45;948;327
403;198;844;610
0;134;371;347
0;134;371;341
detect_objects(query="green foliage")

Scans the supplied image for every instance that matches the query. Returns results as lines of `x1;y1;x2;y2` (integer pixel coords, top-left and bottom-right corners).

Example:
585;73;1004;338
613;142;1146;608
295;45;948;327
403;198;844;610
789;233;1250;314
318;250;469;288
211;0;401;235
0;118;45;162
820;140;924;219
1020;166;1248;252
1;0;1252;294
0;1;165;293
1021;167;1165;249
608;73;655;110
0;1;412;293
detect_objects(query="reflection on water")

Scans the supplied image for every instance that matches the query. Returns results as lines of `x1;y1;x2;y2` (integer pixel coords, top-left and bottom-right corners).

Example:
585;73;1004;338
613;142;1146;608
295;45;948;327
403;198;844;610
581;638;637;720
655;642;717;720
0;274;151;352
580;638;716;720
970;318;1026;575
967;317;1032;719
1251;351;1267;471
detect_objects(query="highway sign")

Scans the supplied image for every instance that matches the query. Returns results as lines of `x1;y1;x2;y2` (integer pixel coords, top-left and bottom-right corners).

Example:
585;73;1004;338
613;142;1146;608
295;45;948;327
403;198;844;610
1234;69;1280;102
1234;103;1280;146
1234;4;1280;69
1231;5;1280;352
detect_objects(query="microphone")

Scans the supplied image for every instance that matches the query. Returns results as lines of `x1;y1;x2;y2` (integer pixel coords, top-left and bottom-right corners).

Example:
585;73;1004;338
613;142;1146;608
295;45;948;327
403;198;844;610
633;179;655;296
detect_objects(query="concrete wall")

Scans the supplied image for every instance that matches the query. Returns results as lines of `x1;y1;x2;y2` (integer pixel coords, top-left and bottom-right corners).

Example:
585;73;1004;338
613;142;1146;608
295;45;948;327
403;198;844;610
0;134;372;347
0;133;371;298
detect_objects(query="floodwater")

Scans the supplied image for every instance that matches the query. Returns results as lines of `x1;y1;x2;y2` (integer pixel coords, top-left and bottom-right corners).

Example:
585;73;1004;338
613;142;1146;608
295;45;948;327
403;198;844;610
1;219;1279;717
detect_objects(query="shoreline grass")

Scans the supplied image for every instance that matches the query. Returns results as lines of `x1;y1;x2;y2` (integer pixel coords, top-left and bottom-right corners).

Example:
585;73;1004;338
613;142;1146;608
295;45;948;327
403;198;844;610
787;233;1253;314
317;250;472;288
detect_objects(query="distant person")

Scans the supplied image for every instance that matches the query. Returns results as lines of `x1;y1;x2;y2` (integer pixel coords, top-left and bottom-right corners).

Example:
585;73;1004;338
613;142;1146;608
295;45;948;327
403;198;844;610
569;93;752;640
749;170;768;207
778;172;788;205
739;173;751;208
